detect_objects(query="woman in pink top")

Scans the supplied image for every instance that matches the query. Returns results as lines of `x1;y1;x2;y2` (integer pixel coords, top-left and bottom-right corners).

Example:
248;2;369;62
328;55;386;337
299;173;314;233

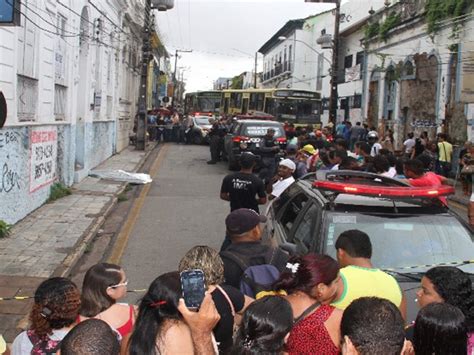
79;263;135;340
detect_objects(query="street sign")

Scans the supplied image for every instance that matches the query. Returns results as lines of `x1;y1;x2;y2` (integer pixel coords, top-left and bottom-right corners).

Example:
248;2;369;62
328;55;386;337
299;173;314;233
0;0;20;26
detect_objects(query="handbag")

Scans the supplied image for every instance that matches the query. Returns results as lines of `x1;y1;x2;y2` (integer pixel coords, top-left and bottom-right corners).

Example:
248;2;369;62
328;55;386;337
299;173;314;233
461;164;474;175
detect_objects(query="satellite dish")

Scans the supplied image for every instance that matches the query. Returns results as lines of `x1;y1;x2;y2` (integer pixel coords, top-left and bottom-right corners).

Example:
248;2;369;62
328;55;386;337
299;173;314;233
0;91;6;129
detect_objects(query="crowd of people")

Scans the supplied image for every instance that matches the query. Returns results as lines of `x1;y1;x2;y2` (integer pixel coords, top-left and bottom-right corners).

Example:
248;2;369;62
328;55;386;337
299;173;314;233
3;120;473;354
4;215;473;354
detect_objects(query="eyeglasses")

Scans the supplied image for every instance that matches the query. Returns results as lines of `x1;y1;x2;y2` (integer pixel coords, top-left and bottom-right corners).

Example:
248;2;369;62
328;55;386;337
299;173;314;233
107;280;128;289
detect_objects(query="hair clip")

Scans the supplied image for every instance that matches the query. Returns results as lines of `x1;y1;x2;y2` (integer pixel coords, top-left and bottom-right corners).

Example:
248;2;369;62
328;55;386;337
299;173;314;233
40;306;52;318
243;335;253;349
149;300;167;308
286;262;300;274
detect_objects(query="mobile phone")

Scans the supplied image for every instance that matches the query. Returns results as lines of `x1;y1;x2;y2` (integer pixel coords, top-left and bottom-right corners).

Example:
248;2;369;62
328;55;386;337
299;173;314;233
180;269;206;310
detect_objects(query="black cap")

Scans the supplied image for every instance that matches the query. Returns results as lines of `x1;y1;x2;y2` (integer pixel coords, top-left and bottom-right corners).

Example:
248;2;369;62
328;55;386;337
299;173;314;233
225;208;267;236
239;152;257;165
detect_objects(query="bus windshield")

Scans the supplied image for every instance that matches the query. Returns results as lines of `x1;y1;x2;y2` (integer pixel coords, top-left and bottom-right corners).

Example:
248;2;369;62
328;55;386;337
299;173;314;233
197;97;220;113
267;98;320;124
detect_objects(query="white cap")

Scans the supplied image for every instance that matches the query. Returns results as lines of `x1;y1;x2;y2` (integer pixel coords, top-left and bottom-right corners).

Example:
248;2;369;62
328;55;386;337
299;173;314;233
279;158;296;171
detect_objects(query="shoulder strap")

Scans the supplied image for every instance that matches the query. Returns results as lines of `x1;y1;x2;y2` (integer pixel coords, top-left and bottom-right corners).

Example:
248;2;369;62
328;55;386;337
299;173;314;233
215;285;235;316
293;302;320;325
220;251;249;273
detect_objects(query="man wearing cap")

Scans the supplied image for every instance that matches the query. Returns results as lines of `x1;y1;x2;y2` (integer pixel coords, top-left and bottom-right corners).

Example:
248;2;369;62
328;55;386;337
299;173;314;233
220;152;267;213
267;159;296;200
220;208;289;289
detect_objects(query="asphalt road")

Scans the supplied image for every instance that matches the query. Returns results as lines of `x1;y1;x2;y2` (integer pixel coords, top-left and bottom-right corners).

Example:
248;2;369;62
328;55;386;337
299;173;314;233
121;143;230;303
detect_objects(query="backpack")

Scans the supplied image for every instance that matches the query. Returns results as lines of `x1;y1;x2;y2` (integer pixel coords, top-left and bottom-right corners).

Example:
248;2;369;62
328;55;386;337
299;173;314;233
27;330;61;355
221;248;281;299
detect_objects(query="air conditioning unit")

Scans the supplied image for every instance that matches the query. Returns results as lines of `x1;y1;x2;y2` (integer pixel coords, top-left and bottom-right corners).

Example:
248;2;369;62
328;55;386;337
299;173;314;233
152;0;174;11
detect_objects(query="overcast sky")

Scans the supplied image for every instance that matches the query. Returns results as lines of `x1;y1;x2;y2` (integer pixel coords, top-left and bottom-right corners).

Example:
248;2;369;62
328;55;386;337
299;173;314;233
154;0;337;92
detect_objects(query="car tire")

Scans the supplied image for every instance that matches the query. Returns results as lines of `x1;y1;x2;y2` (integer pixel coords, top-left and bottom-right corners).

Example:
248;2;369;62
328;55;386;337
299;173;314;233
228;156;239;171
193;133;203;145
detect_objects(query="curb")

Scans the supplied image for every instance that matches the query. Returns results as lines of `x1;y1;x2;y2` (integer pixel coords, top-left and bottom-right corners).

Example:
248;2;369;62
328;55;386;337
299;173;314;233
52;143;158;279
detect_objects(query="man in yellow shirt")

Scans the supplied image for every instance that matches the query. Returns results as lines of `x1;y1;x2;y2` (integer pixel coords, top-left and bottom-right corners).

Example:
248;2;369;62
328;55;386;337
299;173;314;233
332;229;407;320
437;133;453;177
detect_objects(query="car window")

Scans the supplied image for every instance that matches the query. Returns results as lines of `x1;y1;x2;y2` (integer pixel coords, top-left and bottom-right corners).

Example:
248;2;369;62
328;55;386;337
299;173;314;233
324;213;474;271
195;117;210;125
279;193;309;238
243;125;284;137
293;203;320;253
273;183;302;216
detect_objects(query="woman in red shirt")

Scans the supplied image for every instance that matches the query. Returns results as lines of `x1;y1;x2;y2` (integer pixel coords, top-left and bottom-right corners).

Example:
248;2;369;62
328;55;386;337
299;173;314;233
274;254;342;355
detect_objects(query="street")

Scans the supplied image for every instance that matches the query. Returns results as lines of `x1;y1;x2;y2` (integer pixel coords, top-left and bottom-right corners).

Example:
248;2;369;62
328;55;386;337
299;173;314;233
116;143;230;303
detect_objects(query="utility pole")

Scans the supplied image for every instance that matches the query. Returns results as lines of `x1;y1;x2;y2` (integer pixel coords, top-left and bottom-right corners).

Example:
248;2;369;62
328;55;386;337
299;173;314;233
172;49;192;109
328;0;341;128
254;52;258;88
136;0;152;150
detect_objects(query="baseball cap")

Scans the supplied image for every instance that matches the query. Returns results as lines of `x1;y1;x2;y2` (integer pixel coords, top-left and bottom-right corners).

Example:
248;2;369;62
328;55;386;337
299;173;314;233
279;158;296;171
225;208;267;236
239;152;257;165
301;144;317;155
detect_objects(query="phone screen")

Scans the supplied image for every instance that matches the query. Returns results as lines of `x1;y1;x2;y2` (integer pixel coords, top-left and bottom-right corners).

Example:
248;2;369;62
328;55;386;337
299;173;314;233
180;269;206;309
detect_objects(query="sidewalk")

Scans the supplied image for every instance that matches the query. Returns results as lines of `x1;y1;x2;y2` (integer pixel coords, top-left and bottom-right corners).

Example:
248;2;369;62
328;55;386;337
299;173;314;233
0;145;154;342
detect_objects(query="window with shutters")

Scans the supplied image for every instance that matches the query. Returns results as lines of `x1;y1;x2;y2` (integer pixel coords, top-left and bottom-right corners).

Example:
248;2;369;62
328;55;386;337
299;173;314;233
17;75;38;121
54;84;67;121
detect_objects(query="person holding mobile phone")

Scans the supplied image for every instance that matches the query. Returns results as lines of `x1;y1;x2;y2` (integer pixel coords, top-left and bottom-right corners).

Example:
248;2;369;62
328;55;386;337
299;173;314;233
126;271;220;355
179;246;254;353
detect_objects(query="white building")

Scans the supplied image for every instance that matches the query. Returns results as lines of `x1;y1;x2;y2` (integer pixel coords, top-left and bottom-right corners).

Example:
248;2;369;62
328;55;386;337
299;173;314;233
0;0;169;224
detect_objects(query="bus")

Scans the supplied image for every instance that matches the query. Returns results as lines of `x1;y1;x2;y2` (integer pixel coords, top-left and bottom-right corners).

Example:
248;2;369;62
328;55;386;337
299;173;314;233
184;91;221;115
220;88;321;124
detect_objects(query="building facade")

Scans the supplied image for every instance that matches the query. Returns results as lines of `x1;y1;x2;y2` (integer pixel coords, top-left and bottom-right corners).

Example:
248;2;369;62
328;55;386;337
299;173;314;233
0;0;169;224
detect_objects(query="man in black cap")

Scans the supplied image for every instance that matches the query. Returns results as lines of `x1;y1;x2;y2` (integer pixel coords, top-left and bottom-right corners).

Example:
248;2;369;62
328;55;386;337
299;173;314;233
220;152;267;213
220;208;288;289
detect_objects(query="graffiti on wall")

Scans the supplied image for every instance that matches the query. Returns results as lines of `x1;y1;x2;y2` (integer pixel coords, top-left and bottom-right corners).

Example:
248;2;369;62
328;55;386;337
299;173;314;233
0;130;22;194
30;127;57;192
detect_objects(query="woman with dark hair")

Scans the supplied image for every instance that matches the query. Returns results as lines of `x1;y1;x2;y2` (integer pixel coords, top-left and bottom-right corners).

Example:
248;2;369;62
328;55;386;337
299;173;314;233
414;266;474;353
232;296;293;355
11;277;81;354
79;263;135;338
126;271;195;354
273;253;342;354
413;303;467;355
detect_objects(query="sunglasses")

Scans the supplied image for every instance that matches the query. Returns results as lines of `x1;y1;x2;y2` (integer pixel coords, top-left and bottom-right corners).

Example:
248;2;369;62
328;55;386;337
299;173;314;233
107;280;128;289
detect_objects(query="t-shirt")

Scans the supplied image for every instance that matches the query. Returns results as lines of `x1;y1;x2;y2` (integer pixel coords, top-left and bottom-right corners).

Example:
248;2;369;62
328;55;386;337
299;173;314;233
370;143;382;157
408;172;446;204
332;265;402;310
403;138;416;154
438;141;453;162
271;176;295;199
221;242;289;289
211;285;245;353
220;172;266;212
12;329;69;355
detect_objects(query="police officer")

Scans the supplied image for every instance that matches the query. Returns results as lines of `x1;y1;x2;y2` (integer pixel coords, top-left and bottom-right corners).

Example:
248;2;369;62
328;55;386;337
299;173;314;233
258;128;280;184
207;118;227;164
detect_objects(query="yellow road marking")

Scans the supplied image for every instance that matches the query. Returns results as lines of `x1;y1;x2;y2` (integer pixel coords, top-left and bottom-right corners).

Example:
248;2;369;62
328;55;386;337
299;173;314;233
107;145;168;264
